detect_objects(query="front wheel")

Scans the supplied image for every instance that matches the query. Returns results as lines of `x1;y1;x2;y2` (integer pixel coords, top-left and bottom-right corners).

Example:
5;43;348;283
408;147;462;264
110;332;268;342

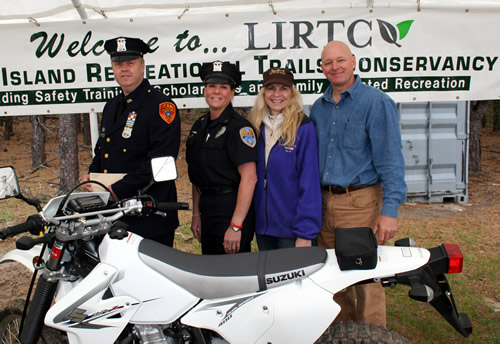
0;299;66;344
316;321;409;344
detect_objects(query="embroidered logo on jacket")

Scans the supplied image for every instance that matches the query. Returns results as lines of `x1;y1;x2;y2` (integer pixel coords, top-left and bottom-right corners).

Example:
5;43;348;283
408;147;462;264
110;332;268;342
159;102;176;124
239;127;256;148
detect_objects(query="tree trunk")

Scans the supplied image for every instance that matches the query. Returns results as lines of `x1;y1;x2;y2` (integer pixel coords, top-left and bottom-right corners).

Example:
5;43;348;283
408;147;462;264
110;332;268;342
59;114;79;194
82;113;92;146
2;117;13;140
493;100;500;131
31;116;46;169
469;101;491;173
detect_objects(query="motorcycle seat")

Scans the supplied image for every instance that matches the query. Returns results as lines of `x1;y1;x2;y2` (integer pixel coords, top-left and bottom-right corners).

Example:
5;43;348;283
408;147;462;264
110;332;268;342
138;239;327;299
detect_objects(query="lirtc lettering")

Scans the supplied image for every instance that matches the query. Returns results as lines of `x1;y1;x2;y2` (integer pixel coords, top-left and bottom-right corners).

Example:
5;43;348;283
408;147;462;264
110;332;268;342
244;19;403;51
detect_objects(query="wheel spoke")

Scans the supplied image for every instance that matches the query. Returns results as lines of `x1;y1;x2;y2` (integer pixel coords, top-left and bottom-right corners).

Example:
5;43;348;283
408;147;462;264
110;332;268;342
1;316;21;344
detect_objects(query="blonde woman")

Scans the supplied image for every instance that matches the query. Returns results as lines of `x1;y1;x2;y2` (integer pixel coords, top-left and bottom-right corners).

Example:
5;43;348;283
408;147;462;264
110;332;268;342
249;68;321;250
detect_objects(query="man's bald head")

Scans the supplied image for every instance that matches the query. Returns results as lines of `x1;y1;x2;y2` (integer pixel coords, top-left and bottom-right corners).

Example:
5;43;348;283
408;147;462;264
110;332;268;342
320;41;356;93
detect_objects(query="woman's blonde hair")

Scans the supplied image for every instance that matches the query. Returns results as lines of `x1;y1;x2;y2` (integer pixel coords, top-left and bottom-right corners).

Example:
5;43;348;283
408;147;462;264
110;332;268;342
249;86;305;147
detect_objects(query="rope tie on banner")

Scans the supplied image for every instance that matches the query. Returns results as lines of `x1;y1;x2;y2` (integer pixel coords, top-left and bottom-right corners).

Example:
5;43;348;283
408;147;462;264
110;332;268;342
268;1;277;15
28;17;40;27
92;8;108;19
417;0;421;12
178;6;189;20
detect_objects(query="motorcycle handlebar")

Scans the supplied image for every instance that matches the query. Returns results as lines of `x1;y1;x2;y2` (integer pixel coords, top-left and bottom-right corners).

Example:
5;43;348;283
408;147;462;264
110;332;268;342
0;215;43;240
155;202;190;212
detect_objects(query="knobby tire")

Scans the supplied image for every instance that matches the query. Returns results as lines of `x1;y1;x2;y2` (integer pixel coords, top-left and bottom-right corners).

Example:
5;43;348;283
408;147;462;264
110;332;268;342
0;299;66;344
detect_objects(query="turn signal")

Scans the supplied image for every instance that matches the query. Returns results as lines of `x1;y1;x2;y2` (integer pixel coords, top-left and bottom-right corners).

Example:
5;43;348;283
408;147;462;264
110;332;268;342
444;244;463;273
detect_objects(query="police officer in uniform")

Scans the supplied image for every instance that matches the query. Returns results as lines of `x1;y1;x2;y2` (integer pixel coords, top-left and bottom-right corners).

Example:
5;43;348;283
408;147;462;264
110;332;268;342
81;36;181;246
186;61;257;255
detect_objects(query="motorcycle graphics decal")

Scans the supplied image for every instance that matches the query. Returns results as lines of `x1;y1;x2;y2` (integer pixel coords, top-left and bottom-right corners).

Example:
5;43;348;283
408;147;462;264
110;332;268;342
193;294;265;328
217;295;260;327
55;302;140;329
68;305;127;329
265;269;306;285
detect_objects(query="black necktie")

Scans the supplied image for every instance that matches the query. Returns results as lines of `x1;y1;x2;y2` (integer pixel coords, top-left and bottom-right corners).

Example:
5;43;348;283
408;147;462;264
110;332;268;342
115;97;127;123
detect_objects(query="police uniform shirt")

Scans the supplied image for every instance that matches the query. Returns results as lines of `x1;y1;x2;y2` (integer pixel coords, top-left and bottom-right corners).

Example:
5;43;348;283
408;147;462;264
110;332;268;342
90;79;180;196
186;104;257;189
88;79;181;239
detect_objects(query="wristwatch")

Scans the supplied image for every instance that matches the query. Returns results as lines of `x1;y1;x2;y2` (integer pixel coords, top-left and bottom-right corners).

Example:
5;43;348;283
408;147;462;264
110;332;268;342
230;221;242;232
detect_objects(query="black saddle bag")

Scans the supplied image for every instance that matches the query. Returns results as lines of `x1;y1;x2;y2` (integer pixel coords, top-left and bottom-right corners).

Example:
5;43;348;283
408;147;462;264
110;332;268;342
335;227;378;270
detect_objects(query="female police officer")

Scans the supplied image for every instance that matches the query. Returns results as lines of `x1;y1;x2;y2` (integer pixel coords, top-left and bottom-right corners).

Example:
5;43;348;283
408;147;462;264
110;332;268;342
186;61;257;255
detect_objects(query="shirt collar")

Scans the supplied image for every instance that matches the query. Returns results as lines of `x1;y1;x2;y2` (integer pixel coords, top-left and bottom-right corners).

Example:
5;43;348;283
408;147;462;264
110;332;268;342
263;108;284;130
323;74;362;103
122;79;148;103
208;103;234;128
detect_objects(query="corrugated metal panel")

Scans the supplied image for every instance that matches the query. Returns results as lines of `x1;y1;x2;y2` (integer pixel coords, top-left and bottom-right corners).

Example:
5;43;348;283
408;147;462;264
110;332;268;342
399;101;469;203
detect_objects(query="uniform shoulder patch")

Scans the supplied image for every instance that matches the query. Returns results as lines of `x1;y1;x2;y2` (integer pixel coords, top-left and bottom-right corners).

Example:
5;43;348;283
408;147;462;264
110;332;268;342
159;102;176;124
239;126;256;148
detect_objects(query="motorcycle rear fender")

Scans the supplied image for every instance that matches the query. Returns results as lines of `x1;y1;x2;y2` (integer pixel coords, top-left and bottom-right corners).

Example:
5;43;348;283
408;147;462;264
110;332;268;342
0;245;42;272
309;246;431;294
395;245;472;337
182;277;340;344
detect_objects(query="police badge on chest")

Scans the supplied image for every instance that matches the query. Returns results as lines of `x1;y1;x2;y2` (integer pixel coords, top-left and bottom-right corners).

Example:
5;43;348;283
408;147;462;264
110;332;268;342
122;111;137;138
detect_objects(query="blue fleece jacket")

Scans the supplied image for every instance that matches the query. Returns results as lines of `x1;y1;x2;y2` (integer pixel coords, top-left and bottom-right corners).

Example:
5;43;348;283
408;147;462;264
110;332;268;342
253;117;322;240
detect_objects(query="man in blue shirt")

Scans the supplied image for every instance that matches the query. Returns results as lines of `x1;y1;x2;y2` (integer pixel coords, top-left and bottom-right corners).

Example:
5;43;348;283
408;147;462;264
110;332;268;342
310;41;407;327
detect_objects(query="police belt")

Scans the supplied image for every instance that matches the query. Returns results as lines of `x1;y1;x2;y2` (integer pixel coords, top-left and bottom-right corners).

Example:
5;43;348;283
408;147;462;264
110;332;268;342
321;184;376;195
197;185;236;196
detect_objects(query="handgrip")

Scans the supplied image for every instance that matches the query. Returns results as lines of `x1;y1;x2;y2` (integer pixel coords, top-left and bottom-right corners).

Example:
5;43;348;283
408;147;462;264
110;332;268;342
0;215;42;240
155;202;190;212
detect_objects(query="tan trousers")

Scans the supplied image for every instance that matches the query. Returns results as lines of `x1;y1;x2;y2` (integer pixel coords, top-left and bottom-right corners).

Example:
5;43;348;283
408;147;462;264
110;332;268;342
318;185;387;327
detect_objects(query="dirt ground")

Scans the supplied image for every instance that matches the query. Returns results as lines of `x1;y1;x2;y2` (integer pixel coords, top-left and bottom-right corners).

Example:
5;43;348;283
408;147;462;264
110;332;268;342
0;115;499;335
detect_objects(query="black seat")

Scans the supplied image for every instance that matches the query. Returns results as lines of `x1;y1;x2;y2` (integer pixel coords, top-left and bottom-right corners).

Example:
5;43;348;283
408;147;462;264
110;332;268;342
138;239;327;299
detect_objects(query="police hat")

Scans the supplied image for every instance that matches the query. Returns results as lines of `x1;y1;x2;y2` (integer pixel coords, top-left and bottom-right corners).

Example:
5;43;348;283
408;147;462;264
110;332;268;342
104;37;152;62
200;61;242;88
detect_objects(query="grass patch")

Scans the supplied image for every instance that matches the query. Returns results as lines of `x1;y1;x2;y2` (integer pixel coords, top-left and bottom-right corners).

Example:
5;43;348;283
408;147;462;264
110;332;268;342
174;223;201;254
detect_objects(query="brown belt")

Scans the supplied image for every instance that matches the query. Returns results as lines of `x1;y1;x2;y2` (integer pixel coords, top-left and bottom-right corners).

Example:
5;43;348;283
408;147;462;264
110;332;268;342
321;184;374;195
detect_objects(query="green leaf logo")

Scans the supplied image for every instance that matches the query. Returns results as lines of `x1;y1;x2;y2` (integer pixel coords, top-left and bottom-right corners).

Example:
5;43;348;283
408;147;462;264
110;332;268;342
377;19;401;47
397;20;414;40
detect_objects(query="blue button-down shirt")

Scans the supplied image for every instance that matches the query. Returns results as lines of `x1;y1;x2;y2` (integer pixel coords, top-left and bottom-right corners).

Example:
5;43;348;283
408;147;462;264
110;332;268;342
310;75;407;218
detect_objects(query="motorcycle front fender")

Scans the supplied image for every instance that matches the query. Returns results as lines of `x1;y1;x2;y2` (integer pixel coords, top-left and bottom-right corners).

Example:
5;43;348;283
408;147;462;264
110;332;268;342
0;245;42;272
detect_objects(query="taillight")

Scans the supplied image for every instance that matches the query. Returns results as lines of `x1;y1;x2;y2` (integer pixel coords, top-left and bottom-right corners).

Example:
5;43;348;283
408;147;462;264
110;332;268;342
444;244;463;273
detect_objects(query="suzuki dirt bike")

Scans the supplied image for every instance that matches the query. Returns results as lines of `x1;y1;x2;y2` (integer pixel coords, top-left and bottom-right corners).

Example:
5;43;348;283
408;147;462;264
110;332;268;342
0;157;472;344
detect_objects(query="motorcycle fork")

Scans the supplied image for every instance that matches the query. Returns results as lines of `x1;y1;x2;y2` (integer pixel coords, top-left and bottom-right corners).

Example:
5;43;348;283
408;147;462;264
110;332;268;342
19;240;65;344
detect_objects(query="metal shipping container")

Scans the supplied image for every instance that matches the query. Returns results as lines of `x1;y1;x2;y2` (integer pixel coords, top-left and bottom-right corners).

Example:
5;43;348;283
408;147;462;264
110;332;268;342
399;101;469;203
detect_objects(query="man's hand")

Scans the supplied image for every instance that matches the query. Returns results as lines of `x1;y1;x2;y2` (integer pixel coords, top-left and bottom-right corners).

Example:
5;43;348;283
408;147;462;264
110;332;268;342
373;215;398;245
80;174;93;192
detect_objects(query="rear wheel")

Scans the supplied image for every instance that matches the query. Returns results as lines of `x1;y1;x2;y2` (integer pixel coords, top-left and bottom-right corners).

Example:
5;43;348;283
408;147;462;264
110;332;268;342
316;321;409;344
0;299;66;344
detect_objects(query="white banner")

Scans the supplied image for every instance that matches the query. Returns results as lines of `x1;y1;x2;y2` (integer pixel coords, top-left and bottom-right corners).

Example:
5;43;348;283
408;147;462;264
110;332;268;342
1;6;499;115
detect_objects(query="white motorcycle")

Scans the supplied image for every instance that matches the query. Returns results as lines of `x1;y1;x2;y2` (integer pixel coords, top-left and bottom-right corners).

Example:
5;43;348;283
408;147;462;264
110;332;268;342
0;157;472;344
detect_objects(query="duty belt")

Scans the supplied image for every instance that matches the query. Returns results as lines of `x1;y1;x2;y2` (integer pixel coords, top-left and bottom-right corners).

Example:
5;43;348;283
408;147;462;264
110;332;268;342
197;185;236;195
321;184;376;195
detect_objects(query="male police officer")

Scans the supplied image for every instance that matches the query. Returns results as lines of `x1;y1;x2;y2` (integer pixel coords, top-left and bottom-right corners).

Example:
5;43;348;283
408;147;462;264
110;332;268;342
81;36;181;246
